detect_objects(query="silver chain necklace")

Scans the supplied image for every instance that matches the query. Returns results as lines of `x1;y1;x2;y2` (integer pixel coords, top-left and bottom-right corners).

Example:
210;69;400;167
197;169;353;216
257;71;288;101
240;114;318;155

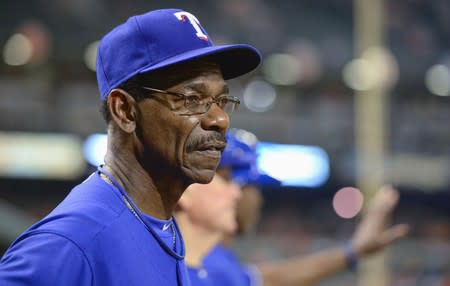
99;172;177;250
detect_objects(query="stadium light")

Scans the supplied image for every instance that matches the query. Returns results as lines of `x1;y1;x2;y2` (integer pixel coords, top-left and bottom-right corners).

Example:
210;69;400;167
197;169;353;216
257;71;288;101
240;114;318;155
263;53;301;86
3;33;33;66
256;142;330;187
425;64;450;97
0;132;84;179
83;133;107;166
243;79;277;112
83;134;330;188
84;41;99;71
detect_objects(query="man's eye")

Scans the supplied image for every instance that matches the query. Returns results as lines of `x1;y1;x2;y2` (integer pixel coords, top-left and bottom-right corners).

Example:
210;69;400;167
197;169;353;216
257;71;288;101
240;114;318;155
217;96;229;105
185;95;201;104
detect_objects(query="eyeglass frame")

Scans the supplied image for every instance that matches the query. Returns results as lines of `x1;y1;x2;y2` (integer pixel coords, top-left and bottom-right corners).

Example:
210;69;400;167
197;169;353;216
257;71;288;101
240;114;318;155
140;86;240;115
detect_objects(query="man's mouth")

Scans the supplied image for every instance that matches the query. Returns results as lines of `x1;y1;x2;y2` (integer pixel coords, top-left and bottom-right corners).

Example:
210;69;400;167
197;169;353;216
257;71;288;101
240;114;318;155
195;141;227;153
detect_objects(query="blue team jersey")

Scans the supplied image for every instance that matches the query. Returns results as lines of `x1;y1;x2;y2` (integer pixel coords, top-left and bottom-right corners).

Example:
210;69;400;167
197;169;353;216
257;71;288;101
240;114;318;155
0;171;191;286
203;244;262;286
187;266;216;286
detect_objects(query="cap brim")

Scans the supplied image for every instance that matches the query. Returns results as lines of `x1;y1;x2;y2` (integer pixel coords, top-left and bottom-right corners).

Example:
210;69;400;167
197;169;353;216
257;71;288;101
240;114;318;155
232;167;281;187
140;44;261;80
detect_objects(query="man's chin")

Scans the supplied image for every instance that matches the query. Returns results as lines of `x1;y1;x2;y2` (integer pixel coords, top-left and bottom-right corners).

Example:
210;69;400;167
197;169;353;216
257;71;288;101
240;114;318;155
182;167;217;185
194;169;217;184
182;153;220;183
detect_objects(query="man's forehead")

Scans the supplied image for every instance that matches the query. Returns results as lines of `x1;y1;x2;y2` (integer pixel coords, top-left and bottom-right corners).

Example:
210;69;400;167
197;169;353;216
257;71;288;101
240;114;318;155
178;60;221;74
140;59;224;89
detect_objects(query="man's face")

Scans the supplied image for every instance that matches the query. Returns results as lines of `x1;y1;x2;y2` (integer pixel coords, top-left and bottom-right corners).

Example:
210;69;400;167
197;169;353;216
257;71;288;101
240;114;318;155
182;174;242;234
217;167;264;234
134;62;230;184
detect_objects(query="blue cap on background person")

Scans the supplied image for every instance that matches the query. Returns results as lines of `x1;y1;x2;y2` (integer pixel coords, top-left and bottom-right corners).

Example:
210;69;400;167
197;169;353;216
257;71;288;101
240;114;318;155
218;132;255;169
96;8;261;99
219;130;281;187
231;165;281;187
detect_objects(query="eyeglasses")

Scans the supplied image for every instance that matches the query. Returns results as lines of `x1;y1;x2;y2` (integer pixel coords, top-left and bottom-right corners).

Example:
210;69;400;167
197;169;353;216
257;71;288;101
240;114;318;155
141;86;240;115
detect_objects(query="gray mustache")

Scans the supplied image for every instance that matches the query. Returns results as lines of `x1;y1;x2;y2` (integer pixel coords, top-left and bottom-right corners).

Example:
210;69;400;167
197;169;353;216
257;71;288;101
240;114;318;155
186;133;227;153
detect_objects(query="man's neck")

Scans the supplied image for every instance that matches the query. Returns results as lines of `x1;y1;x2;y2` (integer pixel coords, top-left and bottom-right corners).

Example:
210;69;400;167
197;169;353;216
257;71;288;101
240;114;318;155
104;151;186;220
176;212;222;268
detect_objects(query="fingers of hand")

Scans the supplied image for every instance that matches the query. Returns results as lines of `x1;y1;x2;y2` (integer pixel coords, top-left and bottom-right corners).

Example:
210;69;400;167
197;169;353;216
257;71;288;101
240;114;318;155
368;185;399;216
379;224;410;246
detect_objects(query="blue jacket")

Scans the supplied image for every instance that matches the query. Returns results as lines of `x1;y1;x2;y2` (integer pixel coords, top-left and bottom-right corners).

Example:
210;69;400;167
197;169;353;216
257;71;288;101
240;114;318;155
0;171;190;286
203;244;261;286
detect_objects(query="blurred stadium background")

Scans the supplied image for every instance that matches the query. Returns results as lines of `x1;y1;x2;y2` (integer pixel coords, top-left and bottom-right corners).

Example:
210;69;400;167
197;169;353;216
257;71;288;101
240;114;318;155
0;0;449;285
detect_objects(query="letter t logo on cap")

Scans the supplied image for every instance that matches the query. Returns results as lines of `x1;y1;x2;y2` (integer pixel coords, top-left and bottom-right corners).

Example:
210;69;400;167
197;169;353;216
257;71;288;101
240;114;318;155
174;11;209;41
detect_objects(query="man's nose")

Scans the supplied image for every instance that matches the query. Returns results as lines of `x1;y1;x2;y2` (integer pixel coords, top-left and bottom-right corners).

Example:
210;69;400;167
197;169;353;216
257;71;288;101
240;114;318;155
200;103;230;133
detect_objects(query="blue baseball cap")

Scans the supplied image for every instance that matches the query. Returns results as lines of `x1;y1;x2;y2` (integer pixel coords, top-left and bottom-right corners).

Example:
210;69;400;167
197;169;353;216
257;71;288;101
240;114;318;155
219;130;280;186
232;165;281;187
218;132;255;169
96;9;262;99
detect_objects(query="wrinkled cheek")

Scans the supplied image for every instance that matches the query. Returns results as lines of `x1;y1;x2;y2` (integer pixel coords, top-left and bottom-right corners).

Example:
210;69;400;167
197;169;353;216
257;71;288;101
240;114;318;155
182;154;217;184
179;118;221;184
179;119;198;162
184;152;219;168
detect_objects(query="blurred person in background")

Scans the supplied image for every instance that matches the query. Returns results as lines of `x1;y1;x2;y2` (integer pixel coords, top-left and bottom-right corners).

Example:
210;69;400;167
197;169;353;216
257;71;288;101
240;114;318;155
175;173;242;285
201;130;410;286
0;9;261;285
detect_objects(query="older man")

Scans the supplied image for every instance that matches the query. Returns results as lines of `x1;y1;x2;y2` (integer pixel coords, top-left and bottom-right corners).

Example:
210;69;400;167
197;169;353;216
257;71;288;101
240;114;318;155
0;9;260;285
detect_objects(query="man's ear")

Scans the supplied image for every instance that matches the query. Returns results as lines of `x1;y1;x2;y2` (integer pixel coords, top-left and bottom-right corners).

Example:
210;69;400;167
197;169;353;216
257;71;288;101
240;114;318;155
107;89;138;133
